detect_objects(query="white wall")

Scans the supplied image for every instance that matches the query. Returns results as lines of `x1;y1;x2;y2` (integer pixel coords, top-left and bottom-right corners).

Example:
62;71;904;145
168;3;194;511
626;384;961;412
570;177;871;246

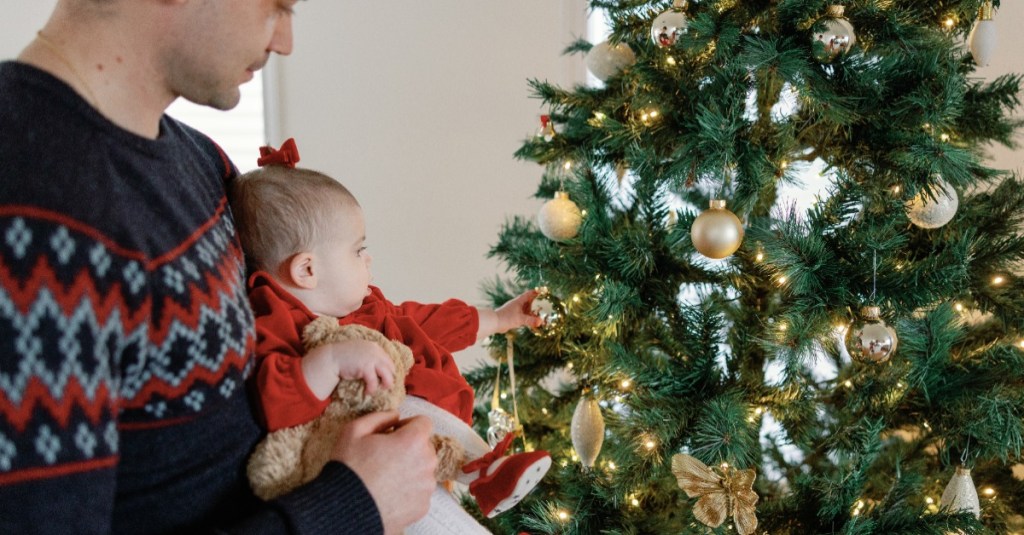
3;2;1022;371
269;2;589;369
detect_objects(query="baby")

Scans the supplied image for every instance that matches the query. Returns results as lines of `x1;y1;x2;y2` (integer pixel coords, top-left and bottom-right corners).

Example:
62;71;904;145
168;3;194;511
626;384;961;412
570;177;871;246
230;139;550;521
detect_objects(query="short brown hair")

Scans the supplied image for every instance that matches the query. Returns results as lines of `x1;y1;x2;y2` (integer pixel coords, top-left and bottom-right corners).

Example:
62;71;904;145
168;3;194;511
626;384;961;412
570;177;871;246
230;165;359;273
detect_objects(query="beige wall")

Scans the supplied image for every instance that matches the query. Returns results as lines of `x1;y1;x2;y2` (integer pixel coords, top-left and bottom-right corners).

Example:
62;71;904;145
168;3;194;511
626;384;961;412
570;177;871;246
3;2;1021;371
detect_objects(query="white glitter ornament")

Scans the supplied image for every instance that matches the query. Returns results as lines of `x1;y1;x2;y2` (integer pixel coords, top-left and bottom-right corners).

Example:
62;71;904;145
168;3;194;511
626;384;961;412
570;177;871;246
906;177;959;229
538;191;582;242
690;199;744;259
812;5;857;61
651;0;688;48
846;306;897;363
571;393;605;469
968;2;997;67
940;466;981;518
585;40;636;81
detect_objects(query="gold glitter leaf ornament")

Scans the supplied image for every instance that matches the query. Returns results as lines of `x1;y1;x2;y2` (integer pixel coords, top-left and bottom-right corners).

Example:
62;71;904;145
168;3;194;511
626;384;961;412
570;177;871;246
671;453;758;535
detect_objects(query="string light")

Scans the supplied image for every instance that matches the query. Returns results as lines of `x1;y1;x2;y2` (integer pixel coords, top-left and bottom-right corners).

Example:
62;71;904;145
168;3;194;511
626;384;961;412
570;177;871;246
954;302;964;312
563;161;573;171
1017;340;1024;349
608;461;617;471
557;510;571;521
982;487;996;498
892;185;901;194
992;275;1005;285
940;133;950;142
666;56;677;66
755;252;764;262
777;275;788;285
620;379;632;389
943;17;956;29
844;380;854;388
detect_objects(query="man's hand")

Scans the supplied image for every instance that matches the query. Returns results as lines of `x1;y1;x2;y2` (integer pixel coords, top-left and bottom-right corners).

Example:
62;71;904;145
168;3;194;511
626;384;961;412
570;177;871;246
331;411;437;534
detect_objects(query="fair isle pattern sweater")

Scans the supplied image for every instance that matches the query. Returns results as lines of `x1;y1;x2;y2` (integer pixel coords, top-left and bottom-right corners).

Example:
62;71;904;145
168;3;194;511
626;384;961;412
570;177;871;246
0;62;382;534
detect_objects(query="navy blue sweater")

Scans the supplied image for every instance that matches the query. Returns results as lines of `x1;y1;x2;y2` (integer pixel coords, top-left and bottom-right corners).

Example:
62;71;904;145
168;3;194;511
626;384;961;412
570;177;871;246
0;62;382;534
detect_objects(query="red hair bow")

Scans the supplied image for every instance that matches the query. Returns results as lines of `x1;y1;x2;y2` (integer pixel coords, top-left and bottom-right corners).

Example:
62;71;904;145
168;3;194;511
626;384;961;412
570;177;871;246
257;138;301;168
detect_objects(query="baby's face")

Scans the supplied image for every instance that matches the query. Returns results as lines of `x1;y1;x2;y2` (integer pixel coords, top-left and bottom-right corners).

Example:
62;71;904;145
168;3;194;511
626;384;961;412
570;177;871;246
312;206;372;317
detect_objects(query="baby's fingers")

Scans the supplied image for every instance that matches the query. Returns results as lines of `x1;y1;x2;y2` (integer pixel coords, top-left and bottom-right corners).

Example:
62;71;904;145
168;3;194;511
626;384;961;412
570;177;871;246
362;368;381;395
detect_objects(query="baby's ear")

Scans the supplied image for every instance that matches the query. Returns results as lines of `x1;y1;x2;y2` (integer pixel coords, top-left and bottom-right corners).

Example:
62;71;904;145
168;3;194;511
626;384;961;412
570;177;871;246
285;252;318;289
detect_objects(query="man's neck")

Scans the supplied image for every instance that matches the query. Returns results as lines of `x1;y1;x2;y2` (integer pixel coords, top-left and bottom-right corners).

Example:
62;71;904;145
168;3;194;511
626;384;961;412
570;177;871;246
18;22;175;140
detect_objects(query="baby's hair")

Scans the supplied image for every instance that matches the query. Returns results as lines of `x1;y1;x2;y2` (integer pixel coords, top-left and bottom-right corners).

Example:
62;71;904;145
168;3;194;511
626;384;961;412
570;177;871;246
231;165;359;273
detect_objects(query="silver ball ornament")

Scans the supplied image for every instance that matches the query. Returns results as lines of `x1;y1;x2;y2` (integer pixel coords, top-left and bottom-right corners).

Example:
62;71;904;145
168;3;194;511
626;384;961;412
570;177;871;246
906;177;958;229
813;5;857;61
531;286;564;336
846;306;897;363
690;199;744;259
585;40;636;81
538;191;582;242
650;7;688;48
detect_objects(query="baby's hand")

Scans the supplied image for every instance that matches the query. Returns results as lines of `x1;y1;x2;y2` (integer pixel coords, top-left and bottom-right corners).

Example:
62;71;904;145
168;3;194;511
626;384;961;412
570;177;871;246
494;289;543;333
329;339;396;396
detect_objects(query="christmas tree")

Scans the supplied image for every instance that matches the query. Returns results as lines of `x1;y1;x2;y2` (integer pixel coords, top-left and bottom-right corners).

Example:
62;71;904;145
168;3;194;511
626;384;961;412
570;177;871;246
468;1;1024;533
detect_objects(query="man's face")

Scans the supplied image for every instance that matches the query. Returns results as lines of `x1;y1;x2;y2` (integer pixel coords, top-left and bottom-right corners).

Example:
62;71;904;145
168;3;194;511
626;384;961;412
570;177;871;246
164;0;297;110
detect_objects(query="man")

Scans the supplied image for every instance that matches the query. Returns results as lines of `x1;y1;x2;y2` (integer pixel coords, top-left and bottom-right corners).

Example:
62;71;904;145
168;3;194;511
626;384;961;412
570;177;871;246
0;1;437;533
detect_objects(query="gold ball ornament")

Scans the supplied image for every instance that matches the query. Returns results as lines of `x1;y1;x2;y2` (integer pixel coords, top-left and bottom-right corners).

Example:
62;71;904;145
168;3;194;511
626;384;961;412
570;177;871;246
571;393;605;469
940;466;981;519
906;177;959;229
538;191;582;242
530;286;565;336
585;40;636;82
690;199;744;259
845;306;897;363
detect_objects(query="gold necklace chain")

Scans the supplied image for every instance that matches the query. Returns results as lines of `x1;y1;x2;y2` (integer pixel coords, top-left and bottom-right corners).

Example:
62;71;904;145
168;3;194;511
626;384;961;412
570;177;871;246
34;31;101;109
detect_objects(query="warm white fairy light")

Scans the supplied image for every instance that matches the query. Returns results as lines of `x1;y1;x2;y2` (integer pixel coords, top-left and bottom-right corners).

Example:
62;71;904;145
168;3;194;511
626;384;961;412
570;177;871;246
557;510;570;521
666;56;677;66
1017;340;1024;349
925;496;934;505
778;322;788;332
993;275;1005;285
892;185;901;194
594;112;606;121
954;302;964;312
940;133;950;142
844;380;854;388
943;17;956;29
982;487;996;498
563;161;573;171
608;461;617;470
631;496;640;507
755;252;764;262
500;392;507;400
777;275;788;285
620;379;632;389
542;407;549;415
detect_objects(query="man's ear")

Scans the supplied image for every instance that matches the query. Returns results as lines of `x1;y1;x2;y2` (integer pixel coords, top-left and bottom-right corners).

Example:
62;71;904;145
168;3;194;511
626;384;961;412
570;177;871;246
285;252;318;290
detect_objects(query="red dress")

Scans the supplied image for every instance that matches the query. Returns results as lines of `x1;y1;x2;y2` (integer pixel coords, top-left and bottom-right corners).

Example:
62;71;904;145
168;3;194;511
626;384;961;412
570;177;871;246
247;271;478;431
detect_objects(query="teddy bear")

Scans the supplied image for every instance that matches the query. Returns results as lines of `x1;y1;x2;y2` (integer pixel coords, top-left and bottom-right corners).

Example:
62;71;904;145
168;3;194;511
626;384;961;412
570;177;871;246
246;316;467;501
